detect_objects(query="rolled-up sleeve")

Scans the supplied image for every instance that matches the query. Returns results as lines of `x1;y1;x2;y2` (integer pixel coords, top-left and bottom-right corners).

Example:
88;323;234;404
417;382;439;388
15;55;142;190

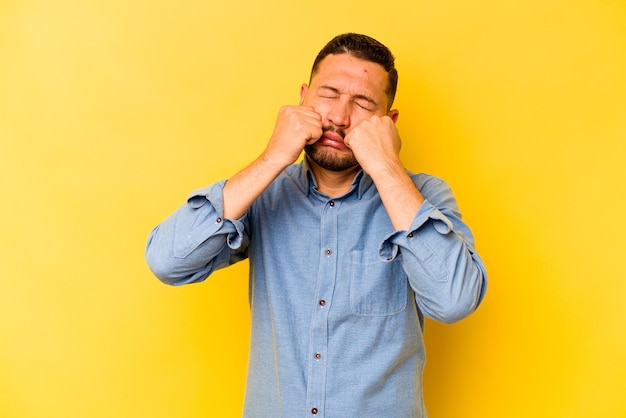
379;176;487;324
145;181;249;286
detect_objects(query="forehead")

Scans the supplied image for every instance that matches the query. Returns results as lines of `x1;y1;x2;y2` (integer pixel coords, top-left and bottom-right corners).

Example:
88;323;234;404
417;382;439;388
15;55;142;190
310;54;389;99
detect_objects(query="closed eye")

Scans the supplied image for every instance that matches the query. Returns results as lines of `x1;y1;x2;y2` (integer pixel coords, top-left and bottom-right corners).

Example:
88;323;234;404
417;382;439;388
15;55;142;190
355;99;375;111
317;85;378;110
317;86;340;99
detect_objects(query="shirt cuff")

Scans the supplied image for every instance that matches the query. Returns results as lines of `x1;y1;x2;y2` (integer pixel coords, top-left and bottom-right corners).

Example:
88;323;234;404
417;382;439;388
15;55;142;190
378;199;454;261
186;181;247;250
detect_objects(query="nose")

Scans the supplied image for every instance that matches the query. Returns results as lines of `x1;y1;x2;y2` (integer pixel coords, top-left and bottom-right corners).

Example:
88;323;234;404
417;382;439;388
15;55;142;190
327;98;351;128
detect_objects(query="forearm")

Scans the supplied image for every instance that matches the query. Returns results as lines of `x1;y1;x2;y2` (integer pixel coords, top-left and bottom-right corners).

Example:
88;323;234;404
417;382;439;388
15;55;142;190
223;152;289;219
223;105;323;219
370;162;424;231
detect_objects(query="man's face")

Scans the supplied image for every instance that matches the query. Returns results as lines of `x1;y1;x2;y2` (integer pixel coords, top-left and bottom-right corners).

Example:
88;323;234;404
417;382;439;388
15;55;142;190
300;53;398;172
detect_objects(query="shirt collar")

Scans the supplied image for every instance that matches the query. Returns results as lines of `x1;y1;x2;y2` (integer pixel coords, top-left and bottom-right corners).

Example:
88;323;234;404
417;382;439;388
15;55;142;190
301;157;373;200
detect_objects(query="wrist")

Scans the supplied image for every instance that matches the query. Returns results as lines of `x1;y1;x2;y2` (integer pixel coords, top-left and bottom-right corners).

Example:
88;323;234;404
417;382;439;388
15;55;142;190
259;148;294;172
365;157;404;183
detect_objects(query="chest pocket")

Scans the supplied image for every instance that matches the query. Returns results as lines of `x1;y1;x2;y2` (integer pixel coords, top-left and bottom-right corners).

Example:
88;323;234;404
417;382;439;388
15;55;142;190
350;250;408;316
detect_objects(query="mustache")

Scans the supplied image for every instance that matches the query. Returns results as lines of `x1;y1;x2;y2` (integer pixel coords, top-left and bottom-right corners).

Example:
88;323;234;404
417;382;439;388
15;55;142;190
323;125;346;139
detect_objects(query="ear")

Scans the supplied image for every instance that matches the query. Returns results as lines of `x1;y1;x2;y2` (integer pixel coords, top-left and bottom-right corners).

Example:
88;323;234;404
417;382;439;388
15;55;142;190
388;109;399;123
299;84;309;105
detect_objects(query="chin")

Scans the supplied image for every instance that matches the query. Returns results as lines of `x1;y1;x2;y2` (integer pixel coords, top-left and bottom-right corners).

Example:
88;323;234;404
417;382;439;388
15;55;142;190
305;145;359;172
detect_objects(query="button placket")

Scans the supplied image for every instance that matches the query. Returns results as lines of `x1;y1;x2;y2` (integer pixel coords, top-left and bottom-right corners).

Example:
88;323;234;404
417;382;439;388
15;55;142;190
305;198;338;418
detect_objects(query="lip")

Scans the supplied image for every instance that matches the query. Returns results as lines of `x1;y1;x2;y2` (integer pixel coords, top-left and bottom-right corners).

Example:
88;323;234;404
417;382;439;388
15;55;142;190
318;133;348;149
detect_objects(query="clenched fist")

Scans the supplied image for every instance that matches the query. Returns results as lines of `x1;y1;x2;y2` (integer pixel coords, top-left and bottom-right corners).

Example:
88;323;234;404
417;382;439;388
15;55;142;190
343;115;402;175
263;106;323;169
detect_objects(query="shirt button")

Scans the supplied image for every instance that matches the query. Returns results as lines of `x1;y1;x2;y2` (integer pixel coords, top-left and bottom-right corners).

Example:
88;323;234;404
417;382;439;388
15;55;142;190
319;300;326;307
329;200;335;207
408;232;414;238
314;352;321;359
216;217;222;223
326;248;332;255
311;407;318;415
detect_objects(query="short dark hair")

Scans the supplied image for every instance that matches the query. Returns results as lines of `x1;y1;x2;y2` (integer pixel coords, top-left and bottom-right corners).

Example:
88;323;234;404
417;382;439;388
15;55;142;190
310;33;398;109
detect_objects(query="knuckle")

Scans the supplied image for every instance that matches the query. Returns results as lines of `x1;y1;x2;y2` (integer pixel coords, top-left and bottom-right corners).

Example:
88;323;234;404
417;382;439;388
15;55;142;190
280;105;296;117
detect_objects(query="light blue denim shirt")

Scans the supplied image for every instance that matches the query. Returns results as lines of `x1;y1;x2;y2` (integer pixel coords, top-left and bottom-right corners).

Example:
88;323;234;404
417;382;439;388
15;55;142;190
146;159;487;418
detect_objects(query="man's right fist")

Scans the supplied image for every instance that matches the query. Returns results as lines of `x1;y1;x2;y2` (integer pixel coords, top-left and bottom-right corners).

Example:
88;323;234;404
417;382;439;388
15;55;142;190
263;106;323;168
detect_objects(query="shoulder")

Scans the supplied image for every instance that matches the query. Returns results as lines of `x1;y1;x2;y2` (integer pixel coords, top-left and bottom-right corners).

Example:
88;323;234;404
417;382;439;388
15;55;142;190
409;172;450;193
409;172;459;210
254;162;307;204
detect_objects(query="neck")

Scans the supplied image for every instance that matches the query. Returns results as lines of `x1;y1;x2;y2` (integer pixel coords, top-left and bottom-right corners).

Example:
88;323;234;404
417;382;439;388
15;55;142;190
307;157;360;198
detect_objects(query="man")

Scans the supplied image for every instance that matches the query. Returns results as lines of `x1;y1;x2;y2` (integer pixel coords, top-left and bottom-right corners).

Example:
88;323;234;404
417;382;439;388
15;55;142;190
146;33;487;417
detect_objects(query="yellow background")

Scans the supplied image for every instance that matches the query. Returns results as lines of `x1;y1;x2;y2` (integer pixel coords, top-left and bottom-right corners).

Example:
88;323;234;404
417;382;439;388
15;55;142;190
1;0;625;417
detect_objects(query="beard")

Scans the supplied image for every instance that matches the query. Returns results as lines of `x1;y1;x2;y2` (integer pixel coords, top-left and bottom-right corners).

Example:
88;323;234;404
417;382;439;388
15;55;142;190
304;126;360;172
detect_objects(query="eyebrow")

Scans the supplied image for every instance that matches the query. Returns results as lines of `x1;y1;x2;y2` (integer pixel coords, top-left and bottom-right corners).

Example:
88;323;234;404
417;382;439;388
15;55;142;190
317;85;378;107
